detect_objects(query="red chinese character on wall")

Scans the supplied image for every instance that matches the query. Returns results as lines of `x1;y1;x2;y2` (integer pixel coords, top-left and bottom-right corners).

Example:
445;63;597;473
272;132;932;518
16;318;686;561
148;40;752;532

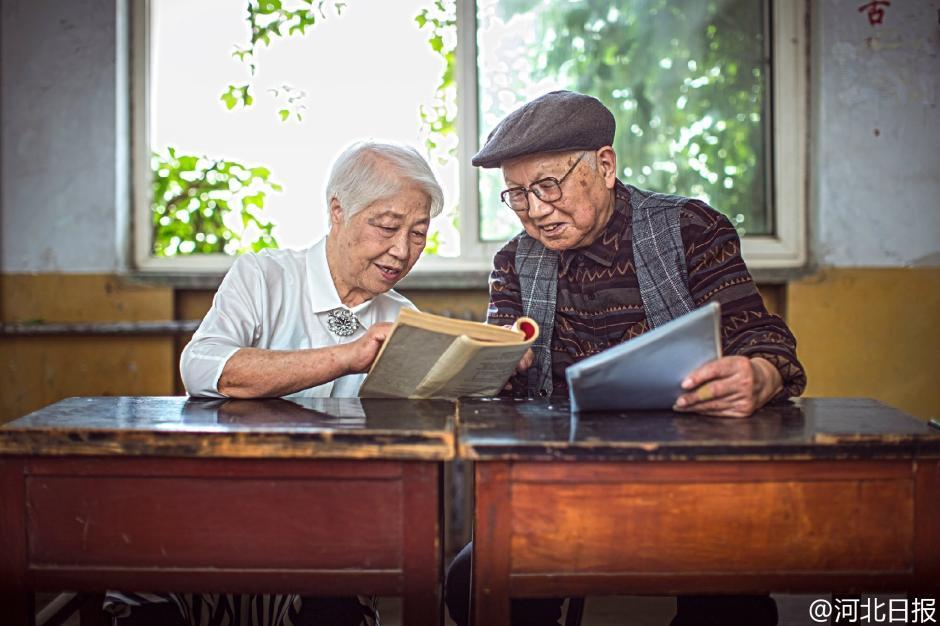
858;1;891;26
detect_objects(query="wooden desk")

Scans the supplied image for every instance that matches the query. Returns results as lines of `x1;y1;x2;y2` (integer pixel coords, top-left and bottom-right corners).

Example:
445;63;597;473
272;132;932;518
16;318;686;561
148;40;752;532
0;396;456;626
459;398;940;625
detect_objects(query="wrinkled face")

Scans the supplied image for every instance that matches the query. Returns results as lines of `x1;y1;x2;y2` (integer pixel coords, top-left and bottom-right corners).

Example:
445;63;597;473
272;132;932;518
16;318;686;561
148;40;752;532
500;148;617;251
328;185;431;305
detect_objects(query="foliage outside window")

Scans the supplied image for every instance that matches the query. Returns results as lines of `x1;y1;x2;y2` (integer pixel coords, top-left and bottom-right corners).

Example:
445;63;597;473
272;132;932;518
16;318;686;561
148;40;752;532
477;0;771;242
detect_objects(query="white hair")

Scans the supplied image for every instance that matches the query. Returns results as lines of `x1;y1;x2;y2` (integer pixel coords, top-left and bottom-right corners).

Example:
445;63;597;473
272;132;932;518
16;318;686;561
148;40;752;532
325;141;445;223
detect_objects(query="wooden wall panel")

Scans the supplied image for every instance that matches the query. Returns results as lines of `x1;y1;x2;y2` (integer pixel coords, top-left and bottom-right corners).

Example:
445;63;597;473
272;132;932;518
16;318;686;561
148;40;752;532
1;274;172;323
0;336;175;422
0;274;177;422
3;268;934;426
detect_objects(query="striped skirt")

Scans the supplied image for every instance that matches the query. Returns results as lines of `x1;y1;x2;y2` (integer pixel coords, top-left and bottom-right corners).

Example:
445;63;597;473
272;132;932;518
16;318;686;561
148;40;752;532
103;591;379;626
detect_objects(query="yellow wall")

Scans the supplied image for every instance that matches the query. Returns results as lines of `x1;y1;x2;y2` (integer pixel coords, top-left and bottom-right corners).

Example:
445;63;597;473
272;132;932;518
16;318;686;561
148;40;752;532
787;268;939;421
1;275;176;422
2;269;937;423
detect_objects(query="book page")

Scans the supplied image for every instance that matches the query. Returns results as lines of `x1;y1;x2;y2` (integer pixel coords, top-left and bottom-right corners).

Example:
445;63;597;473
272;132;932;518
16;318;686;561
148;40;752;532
412;337;480;398
421;342;530;398
358;326;458;398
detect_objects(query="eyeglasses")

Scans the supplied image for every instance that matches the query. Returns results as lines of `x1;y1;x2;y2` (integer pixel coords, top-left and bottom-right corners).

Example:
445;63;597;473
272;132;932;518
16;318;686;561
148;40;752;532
499;152;586;213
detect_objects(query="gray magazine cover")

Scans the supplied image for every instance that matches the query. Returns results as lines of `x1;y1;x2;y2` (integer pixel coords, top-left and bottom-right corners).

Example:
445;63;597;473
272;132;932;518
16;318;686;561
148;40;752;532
565;301;722;412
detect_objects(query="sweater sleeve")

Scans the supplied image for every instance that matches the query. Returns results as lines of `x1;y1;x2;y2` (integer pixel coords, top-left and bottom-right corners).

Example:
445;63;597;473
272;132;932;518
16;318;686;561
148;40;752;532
486;237;528;396
680;201;807;400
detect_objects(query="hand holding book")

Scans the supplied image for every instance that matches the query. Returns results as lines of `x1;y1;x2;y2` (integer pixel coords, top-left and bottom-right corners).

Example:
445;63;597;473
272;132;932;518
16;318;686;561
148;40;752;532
673;354;783;418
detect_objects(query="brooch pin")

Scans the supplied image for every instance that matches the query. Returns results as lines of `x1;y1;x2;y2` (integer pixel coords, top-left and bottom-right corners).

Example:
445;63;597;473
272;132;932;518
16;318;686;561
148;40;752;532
327;308;360;337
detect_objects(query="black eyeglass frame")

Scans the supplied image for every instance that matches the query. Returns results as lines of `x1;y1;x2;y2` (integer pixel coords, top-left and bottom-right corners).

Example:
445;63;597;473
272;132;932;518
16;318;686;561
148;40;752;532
499;151;587;213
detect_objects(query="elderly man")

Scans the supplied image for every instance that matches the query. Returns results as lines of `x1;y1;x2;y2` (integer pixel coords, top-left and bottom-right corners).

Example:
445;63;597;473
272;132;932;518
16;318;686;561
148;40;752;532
444;91;805;625
113;141;443;626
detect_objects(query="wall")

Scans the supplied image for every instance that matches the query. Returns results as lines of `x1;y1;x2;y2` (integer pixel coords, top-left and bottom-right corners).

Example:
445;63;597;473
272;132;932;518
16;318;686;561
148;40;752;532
813;0;939;268
1;0;938;423
1;0;128;273
787;0;940;420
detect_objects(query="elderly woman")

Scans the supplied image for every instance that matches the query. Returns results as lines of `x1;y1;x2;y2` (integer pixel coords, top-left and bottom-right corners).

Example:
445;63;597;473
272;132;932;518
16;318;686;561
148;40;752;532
109;141;443;626
182;140;443;400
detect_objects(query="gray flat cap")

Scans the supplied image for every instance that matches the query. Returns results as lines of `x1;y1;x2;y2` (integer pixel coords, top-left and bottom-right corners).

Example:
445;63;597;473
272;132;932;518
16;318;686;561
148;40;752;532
472;90;615;168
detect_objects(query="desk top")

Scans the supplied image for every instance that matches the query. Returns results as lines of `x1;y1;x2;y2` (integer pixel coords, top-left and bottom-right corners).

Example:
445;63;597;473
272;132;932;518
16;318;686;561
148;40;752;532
0;396;457;460
458;397;940;461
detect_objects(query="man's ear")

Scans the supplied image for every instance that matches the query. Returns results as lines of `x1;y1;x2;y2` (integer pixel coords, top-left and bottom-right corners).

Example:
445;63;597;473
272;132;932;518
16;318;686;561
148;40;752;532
596;146;617;189
329;197;345;228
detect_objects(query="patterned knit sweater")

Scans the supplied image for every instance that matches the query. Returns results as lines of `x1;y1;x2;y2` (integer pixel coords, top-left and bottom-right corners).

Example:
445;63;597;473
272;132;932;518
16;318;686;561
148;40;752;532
487;179;807;399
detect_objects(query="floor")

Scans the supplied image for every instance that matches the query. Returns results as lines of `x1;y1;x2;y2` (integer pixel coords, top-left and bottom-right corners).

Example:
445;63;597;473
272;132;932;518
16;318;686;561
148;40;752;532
43;592;906;625
380;593;827;625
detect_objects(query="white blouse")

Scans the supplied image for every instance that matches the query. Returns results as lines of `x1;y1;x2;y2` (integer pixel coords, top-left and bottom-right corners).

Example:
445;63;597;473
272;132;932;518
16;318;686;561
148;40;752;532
180;236;414;398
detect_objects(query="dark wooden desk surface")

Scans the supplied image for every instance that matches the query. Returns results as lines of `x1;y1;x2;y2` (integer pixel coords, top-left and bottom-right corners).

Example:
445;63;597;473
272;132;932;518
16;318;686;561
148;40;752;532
459;397;940;460
0;396;456;459
462;398;940;626
0;396;456;626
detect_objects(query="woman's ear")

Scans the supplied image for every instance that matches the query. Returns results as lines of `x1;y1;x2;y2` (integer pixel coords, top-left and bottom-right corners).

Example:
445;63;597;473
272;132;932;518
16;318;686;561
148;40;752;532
596;146;618;189
329;197;344;228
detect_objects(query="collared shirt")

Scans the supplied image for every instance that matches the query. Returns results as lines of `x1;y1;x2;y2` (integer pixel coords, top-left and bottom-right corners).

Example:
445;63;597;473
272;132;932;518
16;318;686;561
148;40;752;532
180;236;414;398
487;179;807;399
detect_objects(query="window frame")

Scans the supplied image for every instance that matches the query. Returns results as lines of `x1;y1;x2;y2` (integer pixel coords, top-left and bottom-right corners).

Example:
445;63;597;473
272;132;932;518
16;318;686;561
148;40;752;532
131;0;807;280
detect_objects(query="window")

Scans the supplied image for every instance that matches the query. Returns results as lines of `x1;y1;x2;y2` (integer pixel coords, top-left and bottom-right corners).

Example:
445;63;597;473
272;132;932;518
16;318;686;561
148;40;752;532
133;0;806;279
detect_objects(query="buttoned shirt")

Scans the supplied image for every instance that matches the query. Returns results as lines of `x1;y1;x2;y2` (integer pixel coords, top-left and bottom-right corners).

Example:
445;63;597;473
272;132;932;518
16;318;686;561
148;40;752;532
487;179;807;399
181;236;414;398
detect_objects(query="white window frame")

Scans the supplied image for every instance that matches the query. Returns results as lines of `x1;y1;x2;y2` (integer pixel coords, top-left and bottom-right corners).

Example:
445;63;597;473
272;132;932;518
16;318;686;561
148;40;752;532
132;0;807;278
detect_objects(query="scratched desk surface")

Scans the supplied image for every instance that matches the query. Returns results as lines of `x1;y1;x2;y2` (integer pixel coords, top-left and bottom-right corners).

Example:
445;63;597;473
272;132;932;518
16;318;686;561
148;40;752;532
0;396;457;459
458;397;940;461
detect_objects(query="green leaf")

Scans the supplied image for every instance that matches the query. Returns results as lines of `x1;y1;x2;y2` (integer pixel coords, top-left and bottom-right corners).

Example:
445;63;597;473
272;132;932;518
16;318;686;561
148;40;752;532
243;192;265;209
278;109;290;121
221;91;237;110
256;0;282;15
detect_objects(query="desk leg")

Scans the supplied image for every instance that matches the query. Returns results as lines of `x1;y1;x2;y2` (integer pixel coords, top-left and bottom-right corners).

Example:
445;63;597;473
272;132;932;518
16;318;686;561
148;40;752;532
914;459;940;589
1;460;32;625
1;592;34;626
472;462;511;626
402;462;443;626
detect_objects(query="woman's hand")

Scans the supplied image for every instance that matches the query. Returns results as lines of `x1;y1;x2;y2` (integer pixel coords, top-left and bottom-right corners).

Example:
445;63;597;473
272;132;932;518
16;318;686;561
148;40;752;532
340;322;394;374
672;356;782;418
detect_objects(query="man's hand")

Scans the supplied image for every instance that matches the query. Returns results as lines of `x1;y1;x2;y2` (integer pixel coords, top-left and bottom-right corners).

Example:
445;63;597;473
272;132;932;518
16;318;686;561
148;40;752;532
673;356;782;418
339;322;394;374
502;348;535;392
516;348;535;375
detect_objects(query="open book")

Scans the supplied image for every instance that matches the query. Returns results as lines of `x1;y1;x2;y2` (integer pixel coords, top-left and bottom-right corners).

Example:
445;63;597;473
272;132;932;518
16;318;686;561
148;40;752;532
359;309;538;399
566;301;722;412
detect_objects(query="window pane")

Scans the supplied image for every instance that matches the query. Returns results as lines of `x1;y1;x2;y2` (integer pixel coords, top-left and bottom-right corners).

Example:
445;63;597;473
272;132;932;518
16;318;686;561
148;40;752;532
477;0;771;242
150;0;459;258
